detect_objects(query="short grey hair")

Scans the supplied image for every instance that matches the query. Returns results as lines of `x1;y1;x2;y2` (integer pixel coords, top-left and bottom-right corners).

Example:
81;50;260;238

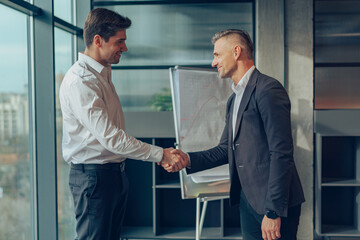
212;29;254;60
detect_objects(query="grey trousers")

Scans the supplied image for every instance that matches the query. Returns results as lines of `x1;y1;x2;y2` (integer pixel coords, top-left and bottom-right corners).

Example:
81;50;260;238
69;163;129;240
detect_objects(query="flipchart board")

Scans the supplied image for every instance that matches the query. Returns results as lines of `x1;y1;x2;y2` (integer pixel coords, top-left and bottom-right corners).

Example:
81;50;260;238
169;66;233;199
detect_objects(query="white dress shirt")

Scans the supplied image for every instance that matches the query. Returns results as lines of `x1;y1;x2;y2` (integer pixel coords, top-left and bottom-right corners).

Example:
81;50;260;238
59;53;163;164
231;65;255;139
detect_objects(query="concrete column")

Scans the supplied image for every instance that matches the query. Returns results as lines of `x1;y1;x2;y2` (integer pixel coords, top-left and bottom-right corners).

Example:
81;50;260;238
285;0;314;239
256;0;284;85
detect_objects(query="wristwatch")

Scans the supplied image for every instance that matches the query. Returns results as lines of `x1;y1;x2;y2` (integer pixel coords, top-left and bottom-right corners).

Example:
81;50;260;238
265;210;278;219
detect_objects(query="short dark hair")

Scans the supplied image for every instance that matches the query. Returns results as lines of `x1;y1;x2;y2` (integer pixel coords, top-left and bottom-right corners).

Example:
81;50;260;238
212;29;254;60
83;8;132;47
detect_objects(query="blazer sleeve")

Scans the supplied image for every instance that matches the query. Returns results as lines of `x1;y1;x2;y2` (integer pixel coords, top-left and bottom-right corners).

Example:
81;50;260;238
186;94;234;174
257;79;295;217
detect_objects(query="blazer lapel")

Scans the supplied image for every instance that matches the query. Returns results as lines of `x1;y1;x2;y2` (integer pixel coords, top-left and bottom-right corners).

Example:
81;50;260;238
227;93;235;170
233;69;259;140
228;94;235;143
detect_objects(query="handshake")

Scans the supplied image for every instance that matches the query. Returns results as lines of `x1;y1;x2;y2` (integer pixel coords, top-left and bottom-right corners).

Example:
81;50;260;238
158;148;190;172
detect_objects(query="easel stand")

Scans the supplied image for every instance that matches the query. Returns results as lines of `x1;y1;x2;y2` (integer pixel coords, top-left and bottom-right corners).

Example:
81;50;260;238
195;195;229;240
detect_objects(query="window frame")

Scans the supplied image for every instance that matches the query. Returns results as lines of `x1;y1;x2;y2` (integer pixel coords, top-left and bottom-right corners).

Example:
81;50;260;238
0;1;88;239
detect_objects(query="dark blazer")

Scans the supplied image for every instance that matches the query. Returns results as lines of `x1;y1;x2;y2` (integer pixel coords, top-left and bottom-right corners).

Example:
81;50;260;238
187;68;305;217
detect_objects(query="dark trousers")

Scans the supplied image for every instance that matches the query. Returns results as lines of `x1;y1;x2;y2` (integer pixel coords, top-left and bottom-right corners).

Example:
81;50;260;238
69;163;129;240
240;190;301;240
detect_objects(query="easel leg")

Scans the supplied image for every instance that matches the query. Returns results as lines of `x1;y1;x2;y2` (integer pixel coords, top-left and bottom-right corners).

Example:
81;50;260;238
196;198;200;240
196;198;208;240
199;200;208;237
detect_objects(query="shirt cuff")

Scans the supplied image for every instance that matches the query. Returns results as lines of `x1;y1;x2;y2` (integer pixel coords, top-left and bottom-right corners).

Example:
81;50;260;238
186;152;191;169
148;145;163;162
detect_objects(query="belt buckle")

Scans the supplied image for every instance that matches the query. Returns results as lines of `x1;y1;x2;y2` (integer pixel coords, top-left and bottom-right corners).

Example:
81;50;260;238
120;162;125;172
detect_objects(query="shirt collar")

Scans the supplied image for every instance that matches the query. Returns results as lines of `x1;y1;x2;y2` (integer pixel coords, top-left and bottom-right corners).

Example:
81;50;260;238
78;52;105;74
78;52;112;82
231;65;255;94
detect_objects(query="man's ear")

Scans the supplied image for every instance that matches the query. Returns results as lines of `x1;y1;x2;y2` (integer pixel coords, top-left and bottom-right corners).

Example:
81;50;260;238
93;35;102;48
234;45;242;60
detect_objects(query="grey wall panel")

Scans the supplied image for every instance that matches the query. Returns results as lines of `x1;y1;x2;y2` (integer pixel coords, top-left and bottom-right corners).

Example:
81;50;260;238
315;0;360;63
315;67;360;109
315;45;360;64
314;110;360;135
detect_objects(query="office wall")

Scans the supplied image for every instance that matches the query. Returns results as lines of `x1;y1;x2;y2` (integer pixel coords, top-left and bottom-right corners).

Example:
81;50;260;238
256;0;313;238
285;0;314;239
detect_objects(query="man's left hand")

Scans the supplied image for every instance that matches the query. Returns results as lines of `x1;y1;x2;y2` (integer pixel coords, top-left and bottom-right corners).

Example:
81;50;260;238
261;216;281;240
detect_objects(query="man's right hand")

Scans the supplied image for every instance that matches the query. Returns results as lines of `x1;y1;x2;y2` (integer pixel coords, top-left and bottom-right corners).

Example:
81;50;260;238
158;148;190;172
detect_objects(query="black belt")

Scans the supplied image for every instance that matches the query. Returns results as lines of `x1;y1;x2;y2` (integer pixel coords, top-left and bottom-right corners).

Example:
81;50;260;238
71;162;126;172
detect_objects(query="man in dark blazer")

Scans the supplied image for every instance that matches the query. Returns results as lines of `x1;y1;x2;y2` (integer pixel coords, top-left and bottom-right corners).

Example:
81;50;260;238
169;29;305;240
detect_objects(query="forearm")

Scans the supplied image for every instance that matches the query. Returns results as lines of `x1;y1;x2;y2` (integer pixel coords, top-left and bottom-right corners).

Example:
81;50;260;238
187;145;228;174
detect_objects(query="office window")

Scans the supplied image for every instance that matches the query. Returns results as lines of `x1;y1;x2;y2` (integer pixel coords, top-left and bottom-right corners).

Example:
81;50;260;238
113;69;172;111
0;4;31;240
106;2;253;111
54;27;76;240
54;0;74;24
111;4;252;66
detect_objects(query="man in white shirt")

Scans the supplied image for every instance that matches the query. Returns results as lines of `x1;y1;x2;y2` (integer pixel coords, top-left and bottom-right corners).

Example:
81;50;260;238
59;8;183;240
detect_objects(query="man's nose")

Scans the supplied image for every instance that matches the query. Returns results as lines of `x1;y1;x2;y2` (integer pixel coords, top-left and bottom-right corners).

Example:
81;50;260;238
211;59;217;68
122;43;128;52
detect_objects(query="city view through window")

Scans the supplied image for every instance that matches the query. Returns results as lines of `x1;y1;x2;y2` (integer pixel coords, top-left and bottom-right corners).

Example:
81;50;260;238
55;27;77;240
0;5;31;239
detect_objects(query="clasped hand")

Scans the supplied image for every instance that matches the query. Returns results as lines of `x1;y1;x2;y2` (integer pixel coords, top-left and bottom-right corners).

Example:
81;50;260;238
157;148;189;172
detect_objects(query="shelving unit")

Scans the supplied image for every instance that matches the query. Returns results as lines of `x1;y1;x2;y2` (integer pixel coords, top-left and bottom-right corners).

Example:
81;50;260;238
314;111;360;239
314;1;360;238
121;137;241;240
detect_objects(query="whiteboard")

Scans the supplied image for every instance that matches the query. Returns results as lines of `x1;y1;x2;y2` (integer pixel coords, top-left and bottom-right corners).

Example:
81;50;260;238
169;67;233;199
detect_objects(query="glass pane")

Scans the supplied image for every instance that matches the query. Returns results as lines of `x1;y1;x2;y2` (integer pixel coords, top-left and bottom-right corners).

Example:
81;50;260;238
315;67;360;109
0;5;31;240
54;28;76;240
107;3;253;66
315;0;360;63
113;69;172;111
108;2;252;112
54;0;74;24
